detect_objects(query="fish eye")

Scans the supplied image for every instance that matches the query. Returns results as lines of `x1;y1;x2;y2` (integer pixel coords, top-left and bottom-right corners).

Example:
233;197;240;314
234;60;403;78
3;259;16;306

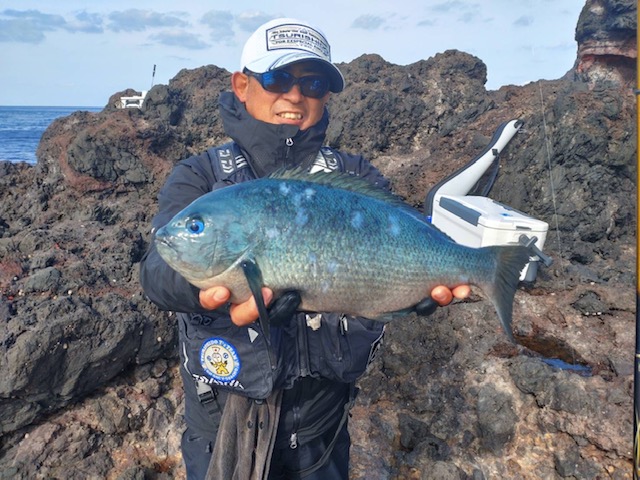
187;217;205;234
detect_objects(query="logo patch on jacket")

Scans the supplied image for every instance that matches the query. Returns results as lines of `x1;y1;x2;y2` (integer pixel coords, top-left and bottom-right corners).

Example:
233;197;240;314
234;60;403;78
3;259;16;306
200;338;241;382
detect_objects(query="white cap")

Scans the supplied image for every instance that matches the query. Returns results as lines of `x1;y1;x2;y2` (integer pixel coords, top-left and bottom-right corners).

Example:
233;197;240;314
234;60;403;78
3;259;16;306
240;18;345;93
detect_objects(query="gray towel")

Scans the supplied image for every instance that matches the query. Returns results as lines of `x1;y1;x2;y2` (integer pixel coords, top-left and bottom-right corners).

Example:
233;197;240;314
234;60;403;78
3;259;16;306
206;389;283;480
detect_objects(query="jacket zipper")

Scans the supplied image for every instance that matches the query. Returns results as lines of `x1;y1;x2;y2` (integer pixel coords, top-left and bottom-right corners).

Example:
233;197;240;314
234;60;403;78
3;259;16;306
289;381;303;449
291;315;309;449
284;135;300;450
298;316;310;377
289;430;298;449
285;137;294;164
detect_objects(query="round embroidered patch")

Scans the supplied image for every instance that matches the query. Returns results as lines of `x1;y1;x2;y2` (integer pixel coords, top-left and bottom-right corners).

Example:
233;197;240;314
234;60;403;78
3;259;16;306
200;338;241;382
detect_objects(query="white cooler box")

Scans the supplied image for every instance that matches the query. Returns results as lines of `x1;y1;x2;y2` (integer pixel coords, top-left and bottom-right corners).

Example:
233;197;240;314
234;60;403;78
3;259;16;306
431;195;549;282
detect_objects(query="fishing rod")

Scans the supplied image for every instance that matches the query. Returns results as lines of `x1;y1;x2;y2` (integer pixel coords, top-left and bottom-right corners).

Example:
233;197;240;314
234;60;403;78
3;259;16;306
150;64;156;90
634;4;640;478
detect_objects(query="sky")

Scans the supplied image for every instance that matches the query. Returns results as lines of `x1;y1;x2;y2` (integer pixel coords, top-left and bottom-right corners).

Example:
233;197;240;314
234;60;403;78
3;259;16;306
0;1;585;107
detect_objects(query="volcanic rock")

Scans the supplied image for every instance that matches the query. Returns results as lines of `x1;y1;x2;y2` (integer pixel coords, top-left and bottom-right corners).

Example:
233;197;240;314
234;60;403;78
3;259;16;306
0;1;635;478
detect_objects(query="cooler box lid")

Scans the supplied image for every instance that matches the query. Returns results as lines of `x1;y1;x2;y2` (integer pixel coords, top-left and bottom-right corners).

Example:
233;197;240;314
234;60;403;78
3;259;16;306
436;195;548;233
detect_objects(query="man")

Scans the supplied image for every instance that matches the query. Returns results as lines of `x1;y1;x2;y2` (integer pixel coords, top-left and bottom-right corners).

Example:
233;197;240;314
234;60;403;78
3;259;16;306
140;17;469;479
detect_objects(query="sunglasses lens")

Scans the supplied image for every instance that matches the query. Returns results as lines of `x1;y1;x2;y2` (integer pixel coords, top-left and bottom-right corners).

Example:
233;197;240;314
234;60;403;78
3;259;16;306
299;77;329;98
251;70;330;98
261;71;296;93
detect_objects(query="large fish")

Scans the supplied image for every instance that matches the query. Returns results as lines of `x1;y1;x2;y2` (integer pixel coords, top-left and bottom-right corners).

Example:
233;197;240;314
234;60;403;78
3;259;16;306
155;169;530;341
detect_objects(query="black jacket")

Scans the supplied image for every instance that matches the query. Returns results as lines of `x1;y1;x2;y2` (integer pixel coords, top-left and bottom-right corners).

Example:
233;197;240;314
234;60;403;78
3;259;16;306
140;92;387;439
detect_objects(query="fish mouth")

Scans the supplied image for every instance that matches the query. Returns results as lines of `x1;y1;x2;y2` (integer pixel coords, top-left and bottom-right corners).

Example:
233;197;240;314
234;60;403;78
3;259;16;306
155;234;177;255
155;235;173;248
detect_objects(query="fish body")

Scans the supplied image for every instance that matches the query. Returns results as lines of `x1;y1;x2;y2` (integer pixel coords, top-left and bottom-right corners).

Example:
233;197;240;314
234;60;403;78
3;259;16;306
155;170;530;340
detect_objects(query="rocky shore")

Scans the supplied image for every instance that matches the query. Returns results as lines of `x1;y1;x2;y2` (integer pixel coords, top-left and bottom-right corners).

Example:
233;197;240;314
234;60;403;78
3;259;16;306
0;1;636;478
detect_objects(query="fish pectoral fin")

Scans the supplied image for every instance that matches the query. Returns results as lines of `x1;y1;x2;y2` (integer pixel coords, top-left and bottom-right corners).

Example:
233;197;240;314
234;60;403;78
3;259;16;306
240;256;271;342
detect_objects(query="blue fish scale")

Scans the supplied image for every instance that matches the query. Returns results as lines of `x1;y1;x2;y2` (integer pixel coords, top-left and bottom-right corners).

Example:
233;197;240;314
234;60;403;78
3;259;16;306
221;178;492;318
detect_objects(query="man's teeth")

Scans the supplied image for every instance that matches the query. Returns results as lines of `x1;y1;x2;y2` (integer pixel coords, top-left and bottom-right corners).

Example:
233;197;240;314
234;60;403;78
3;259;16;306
279;113;302;120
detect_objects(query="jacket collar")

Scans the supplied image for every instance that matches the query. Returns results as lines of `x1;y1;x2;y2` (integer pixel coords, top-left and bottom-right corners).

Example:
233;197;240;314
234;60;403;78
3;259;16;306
218;92;329;178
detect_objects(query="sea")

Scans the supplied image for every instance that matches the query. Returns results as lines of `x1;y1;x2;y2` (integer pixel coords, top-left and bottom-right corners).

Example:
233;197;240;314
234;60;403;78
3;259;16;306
0;105;102;165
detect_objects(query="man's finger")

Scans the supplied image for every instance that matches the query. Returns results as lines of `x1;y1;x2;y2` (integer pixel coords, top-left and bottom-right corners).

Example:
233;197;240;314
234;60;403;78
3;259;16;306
230;288;273;326
452;285;471;299
430;285;454;306
199;286;231;310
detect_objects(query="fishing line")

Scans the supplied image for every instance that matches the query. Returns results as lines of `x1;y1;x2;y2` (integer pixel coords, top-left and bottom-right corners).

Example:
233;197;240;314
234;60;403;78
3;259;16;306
537;81;565;286
538;81;575;369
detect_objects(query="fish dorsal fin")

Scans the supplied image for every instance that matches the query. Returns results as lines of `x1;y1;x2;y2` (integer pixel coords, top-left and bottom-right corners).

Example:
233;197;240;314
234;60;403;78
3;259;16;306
269;167;409;208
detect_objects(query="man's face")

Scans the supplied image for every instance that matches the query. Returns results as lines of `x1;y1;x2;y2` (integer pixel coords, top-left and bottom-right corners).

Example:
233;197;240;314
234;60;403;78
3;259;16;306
232;61;331;131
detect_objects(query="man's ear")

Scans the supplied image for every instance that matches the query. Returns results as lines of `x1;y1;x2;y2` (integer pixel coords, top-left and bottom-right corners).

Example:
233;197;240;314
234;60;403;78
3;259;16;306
231;72;249;102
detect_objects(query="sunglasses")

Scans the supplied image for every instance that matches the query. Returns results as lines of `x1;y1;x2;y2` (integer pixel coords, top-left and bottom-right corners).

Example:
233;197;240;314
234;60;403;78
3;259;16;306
244;69;331;99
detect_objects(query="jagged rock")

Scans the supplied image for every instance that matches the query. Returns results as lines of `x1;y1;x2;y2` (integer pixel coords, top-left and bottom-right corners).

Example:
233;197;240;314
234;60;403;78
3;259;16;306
0;1;635;478
575;0;636;86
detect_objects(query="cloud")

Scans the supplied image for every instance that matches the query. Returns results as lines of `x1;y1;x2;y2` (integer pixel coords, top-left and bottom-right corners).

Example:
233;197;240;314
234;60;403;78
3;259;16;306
150;31;209;50
458;12;476;23
65;11;104;34
0;9;66;43
1;8;65;28
0;18;46;43
200;10;235;43
351;14;386;30
428;1;481;24
430;1;470;13
0;7;205;50
514;15;534;27
108;9;188;32
201;10;279;46
417;19;437;27
235;11;276;33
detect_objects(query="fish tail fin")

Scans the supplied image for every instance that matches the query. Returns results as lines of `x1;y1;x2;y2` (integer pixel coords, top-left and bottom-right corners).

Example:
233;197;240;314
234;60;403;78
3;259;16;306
478;245;530;343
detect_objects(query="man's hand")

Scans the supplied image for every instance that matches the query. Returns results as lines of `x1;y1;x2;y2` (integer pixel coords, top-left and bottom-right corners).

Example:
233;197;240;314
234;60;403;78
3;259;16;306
414;285;471;316
432;285;471;305
200;284;471;325
199;286;273;326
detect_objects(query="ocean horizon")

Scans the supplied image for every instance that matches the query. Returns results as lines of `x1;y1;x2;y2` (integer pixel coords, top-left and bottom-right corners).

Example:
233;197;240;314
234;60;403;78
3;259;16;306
0;105;102;165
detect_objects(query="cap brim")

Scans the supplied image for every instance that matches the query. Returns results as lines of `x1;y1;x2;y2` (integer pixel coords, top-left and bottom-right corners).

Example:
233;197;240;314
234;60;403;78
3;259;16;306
244;51;345;93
